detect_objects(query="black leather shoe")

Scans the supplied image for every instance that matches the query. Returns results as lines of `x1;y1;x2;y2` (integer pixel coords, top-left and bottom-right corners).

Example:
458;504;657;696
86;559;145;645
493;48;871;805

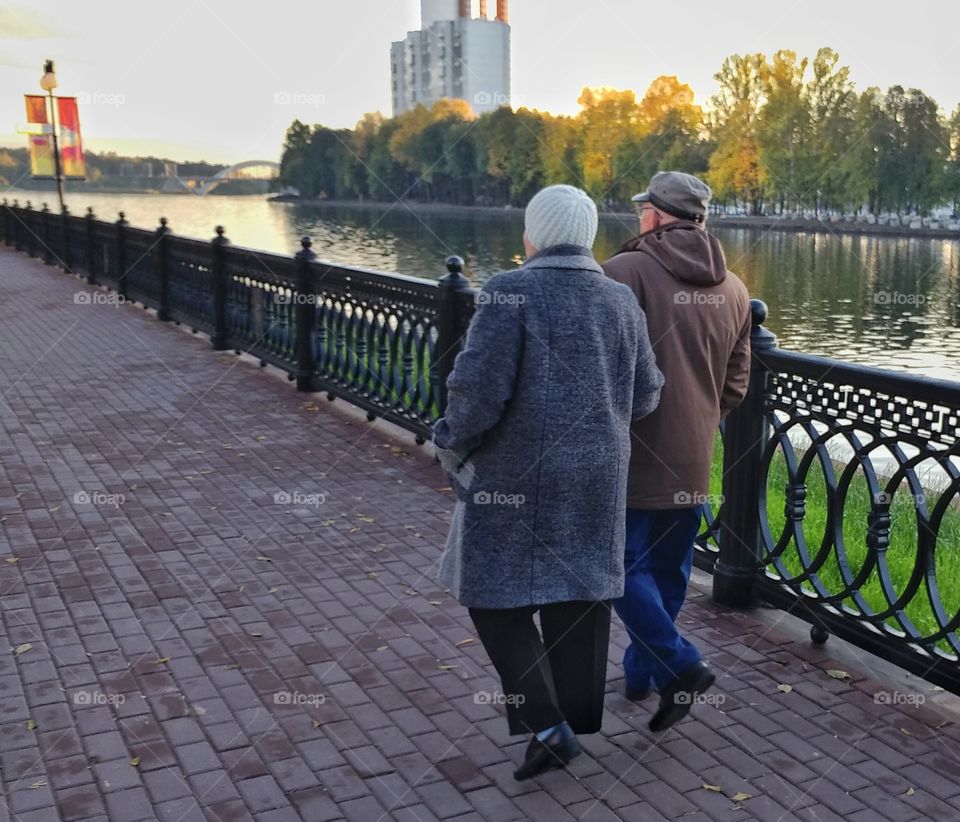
624;681;654;702
513;722;581;781
648;662;716;733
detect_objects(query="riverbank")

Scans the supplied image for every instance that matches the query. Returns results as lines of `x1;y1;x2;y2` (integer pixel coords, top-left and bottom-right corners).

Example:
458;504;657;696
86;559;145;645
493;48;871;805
270;196;960;241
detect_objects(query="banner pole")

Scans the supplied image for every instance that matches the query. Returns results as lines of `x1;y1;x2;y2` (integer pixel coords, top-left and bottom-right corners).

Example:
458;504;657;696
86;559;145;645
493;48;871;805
46;88;65;214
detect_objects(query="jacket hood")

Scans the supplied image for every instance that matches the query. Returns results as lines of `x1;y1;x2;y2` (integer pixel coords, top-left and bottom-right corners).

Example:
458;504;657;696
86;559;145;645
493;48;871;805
621;222;728;287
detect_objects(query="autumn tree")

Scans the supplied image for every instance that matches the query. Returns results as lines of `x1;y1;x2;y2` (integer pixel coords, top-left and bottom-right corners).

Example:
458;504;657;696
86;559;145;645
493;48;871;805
576;87;643;202
946;106;960;213
805;48;857;212
274;49;955;216
757;50;811;213
707;53;768;214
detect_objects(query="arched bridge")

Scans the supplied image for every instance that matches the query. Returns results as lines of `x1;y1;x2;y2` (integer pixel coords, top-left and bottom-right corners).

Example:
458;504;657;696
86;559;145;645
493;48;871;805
169;161;281;196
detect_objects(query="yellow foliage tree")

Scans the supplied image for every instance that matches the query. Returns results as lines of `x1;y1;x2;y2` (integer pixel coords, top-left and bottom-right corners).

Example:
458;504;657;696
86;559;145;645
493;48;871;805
576;87;643;199
637;75;702;134
388;99;475;170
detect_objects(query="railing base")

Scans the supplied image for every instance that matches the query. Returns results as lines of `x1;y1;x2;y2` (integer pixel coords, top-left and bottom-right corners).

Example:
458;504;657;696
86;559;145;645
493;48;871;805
711;560;757;609
296;374;316;392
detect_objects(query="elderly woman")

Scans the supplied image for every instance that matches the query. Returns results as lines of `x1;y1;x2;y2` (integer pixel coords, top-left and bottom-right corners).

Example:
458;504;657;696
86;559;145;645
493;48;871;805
434;185;663;780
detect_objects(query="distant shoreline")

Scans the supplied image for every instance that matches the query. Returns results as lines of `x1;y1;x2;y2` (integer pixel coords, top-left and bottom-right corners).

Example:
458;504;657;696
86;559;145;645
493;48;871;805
269;196;960;241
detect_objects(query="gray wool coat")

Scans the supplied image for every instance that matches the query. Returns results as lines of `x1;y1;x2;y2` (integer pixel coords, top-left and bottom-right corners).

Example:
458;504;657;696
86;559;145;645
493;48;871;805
433;245;664;609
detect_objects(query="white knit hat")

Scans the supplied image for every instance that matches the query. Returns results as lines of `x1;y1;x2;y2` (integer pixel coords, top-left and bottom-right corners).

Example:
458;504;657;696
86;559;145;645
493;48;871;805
525;185;599;252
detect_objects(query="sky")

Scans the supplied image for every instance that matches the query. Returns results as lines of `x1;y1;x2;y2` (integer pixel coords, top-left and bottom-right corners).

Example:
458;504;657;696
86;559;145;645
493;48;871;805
1;0;959;165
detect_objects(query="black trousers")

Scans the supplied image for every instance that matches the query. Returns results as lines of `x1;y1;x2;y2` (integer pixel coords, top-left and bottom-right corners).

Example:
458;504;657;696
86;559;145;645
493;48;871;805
469;600;612;736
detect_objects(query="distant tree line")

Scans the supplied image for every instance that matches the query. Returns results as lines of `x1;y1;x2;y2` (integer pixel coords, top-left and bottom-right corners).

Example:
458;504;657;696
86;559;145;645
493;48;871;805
0;147;225;190
278;47;960;216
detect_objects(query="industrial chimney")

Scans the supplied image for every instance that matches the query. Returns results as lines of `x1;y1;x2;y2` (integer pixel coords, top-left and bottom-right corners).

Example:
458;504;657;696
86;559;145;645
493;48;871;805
458;0;470;17
496;0;508;23
479;0;488;18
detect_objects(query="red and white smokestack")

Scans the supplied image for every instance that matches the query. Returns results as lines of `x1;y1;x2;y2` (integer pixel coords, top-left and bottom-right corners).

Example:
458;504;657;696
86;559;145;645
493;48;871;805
479;0;488;18
458;0;470;17
496;0;508;23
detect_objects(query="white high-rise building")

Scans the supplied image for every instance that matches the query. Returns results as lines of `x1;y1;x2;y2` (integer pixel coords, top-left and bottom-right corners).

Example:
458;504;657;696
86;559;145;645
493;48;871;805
391;0;511;116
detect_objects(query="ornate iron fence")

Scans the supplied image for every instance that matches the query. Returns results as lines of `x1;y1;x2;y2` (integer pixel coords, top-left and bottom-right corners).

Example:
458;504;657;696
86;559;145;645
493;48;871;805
3;198;960;693
700;302;960;693
0;199;471;442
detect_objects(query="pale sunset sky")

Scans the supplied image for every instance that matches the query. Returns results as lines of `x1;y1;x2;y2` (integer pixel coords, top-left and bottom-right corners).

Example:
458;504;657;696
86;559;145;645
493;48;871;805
1;0;958;165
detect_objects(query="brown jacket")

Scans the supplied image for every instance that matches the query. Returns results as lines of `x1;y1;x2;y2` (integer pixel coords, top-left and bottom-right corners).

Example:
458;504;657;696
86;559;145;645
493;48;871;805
602;221;751;508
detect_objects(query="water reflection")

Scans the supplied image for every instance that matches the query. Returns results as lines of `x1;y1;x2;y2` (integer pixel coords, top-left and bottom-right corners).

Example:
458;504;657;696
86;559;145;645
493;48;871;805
53;192;960;381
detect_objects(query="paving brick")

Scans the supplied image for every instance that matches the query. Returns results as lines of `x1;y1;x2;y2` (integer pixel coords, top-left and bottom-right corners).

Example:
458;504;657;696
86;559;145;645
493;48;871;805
102;787;153;822
466;785;526;820
3;245;960;822
235;774;288;813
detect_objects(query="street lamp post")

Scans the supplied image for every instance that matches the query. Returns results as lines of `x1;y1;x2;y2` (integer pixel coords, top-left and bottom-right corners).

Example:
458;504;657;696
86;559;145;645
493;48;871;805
40;59;66;214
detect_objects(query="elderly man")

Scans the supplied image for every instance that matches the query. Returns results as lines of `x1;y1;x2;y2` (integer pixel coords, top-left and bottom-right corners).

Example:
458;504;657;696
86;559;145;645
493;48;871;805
434;184;663;780
602;171;752;732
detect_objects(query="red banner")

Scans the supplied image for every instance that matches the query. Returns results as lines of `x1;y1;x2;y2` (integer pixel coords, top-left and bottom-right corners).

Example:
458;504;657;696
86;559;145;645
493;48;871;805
25;94;47;124
24;95;55;178
57;97;86;179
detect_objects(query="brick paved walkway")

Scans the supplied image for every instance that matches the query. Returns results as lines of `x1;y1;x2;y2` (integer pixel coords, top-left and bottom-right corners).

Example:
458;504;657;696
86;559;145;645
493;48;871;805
2;245;960;822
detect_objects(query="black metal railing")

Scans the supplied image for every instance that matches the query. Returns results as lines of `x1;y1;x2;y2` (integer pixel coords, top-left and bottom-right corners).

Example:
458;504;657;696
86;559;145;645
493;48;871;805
0;199;473;442
3;198;960;694
701;301;960;693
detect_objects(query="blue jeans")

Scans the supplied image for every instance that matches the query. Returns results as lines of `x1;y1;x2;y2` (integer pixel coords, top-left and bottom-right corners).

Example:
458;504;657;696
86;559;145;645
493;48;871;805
613;507;703;692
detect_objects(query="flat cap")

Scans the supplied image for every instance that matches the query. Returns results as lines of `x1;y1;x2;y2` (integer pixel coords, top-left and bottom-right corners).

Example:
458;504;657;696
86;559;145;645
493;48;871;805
633;171;711;223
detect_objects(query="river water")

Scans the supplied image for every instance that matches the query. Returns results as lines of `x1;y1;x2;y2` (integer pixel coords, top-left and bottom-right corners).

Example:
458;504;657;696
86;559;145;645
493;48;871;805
42;191;960;382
